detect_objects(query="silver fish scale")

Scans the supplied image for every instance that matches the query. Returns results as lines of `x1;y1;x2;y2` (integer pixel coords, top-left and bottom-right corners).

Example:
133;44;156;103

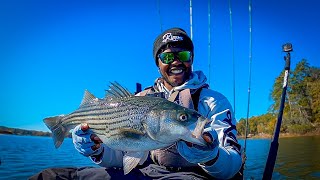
62;96;160;138
104;97;153;138
44;83;207;157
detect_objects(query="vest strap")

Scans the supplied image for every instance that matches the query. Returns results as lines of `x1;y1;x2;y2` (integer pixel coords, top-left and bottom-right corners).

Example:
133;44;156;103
168;91;179;102
179;89;195;110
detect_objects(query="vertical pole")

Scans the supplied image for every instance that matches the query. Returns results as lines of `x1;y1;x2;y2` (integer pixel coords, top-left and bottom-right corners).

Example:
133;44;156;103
228;0;236;115
262;43;292;180
157;0;163;32
244;0;253;156
208;0;211;86
189;0;193;40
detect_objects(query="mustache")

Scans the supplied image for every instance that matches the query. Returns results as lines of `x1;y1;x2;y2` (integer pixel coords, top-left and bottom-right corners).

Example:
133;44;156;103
169;64;187;69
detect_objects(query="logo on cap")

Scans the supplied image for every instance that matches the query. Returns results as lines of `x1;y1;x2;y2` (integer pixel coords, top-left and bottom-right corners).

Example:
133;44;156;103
162;33;183;43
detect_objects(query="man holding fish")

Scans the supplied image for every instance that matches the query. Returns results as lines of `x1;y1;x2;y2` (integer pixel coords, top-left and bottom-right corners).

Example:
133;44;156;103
31;28;242;179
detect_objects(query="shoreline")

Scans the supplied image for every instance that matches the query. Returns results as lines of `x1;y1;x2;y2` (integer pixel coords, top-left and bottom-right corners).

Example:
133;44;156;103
239;127;320;139
2;132;319;139
238;131;320;140
1;126;320;139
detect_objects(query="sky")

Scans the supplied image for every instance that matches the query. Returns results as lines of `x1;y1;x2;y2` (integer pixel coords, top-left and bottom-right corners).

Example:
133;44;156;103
0;0;319;132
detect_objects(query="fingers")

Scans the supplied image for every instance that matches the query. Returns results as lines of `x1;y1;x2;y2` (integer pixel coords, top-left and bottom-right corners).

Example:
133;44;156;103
90;134;103;143
80;123;103;151
203;133;213;144
73;123;104;157
186;142;193;147
89;132;103;151
81;123;90;131
79;123;102;143
91;143;101;151
184;132;213;148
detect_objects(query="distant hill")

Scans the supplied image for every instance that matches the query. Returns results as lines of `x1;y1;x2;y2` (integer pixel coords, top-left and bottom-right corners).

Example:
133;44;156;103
0;126;71;137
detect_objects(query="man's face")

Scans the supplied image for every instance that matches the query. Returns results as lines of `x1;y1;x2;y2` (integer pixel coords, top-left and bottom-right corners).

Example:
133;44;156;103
158;47;193;88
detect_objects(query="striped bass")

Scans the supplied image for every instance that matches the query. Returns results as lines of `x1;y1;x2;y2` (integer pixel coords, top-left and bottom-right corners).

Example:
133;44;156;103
44;82;208;174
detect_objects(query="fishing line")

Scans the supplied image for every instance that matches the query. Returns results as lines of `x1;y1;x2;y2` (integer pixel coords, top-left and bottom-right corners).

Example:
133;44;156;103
157;0;163;32
208;0;212;86
244;0;253;159
189;0;193;40
228;0;236;116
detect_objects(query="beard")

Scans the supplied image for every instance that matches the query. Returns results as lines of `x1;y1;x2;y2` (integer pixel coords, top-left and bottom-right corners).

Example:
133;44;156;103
160;64;192;87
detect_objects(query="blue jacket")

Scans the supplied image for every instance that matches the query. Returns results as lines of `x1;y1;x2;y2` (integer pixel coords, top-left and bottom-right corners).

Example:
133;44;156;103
90;71;242;179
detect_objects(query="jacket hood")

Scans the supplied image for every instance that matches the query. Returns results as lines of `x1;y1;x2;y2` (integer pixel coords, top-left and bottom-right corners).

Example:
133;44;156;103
174;70;208;91
154;70;209;95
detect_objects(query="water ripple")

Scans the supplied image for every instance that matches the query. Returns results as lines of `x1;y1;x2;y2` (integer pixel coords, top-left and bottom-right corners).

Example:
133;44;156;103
1;135;319;179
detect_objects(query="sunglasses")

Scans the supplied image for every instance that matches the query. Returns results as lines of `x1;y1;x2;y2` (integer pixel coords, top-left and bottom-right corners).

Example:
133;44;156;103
158;51;192;64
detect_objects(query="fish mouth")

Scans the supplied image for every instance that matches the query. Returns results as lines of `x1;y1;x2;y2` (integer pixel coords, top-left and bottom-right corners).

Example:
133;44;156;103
181;130;206;146
182;116;209;146
192;116;209;138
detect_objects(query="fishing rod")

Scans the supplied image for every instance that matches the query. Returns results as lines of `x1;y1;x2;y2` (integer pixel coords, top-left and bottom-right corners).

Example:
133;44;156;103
262;43;293;180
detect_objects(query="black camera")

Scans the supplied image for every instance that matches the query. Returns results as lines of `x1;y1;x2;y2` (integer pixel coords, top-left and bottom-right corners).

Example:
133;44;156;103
282;43;293;52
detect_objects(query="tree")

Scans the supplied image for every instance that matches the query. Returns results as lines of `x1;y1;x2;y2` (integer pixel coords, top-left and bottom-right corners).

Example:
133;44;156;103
289;59;313;124
238;59;319;135
307;67;320;123
270;69;291;128
236;118;247;136
269;59;319;133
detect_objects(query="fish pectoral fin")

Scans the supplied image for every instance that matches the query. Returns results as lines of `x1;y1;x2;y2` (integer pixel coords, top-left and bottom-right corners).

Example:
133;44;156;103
119;128;145;139
123;151;149;175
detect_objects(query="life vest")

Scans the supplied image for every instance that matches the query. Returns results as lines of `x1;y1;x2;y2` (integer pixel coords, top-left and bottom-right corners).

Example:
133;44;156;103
139;87;204;168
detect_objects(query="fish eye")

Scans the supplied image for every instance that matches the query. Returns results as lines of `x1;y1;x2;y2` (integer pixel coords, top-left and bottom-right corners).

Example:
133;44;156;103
179;114;188;121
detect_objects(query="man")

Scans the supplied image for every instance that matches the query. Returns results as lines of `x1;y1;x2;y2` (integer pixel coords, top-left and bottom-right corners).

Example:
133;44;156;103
30;28;242;179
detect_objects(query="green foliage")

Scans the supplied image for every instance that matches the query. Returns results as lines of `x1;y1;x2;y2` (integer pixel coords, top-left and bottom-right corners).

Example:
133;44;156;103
270;59;320;130
289;60;313;123
307;68;320;123
236;113;276;135
0;126;52;136
287;124;314;134
237;118;247;136
237;59;320;135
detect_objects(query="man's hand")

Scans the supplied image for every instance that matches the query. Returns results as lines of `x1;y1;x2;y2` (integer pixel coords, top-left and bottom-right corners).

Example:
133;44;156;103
72;123;103;157
185;133;213;147
177;127;219;164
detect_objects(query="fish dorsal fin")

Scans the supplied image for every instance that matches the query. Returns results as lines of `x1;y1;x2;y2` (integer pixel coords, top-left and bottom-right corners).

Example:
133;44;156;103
80;90;96;107
105;81;132;98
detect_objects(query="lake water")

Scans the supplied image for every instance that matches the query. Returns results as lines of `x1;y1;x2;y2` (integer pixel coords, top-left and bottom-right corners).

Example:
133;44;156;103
0;135;319;179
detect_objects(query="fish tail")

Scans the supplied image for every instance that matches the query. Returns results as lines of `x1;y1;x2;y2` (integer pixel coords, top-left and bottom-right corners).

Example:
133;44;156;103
43;115;67;148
